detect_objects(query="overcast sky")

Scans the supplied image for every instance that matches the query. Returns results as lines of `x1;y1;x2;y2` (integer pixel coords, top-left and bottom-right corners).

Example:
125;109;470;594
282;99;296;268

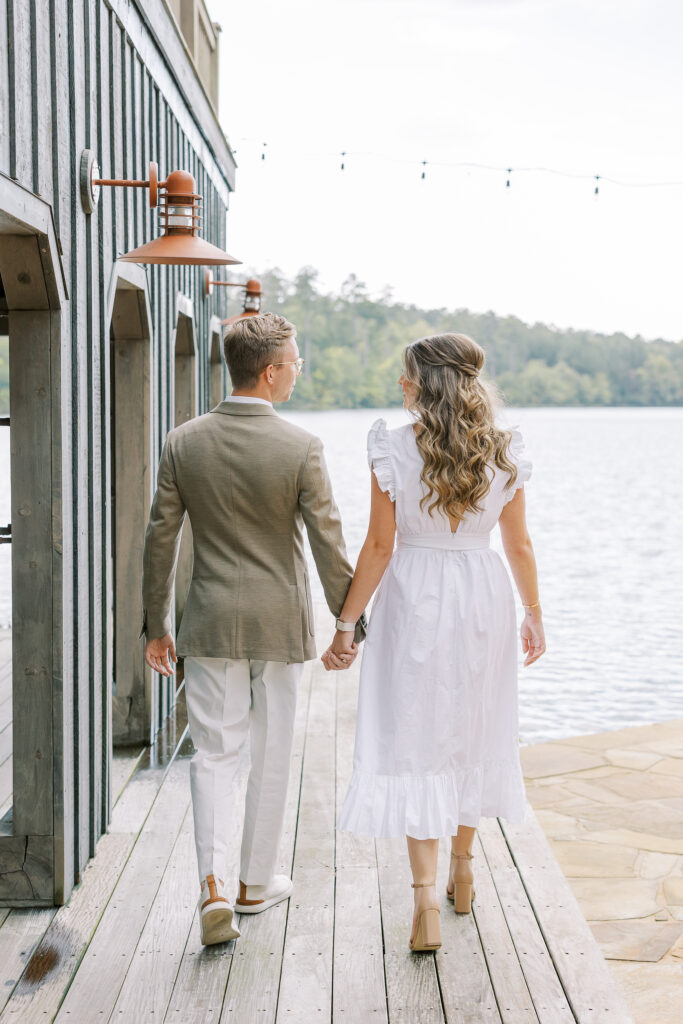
205;0;683;341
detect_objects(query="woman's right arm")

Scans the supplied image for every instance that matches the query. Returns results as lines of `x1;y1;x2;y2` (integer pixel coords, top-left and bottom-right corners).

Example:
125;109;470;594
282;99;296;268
498;486;546;666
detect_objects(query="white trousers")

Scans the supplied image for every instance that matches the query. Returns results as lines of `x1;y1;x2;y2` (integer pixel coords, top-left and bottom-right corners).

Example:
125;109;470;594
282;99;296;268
184;656;303;885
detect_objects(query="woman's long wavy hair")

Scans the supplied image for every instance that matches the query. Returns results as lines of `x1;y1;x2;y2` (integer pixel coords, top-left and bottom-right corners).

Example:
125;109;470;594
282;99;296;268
402;333;517;524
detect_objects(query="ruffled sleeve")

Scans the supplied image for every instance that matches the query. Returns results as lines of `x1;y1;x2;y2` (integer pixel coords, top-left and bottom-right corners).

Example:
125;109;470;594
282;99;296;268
367;418;395;501
503;428;532;505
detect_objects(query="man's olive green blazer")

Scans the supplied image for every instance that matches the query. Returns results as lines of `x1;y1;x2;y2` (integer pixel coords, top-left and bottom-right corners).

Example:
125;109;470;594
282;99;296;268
141;401;364;662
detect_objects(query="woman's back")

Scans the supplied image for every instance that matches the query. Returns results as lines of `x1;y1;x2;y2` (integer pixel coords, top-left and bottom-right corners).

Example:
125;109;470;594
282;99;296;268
369;418;531;542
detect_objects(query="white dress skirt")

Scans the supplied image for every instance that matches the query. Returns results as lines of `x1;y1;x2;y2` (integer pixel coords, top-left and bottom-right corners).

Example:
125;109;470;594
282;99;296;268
337;418;532;839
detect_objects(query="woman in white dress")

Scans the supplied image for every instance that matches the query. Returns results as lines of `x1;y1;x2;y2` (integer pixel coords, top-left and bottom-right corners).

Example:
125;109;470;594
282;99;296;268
322;332;546;953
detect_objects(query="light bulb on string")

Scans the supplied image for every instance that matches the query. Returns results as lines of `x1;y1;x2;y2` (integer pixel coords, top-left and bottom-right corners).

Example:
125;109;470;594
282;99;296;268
340;151;346;171
594;175;600;196
506;168;512;188
261;143;267;161
421;160;427;180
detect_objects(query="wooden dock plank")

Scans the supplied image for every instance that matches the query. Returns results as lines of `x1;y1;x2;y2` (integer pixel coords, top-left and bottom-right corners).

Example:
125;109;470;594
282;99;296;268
167;760;246;1024
110;745;146;808
436;837;502;1024
471;831;539;1023
333;658;387;1023
0;832;131;1022
0;909;57;1016
111;805;197;1021
501;814;634;1024
54;758;191;1022
376;835;445;1024
274;658;336;1024
218;659;314;1024
478;817;575;1024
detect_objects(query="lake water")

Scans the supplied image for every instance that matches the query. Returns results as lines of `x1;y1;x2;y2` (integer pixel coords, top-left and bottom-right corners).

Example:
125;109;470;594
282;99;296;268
1;407;682;744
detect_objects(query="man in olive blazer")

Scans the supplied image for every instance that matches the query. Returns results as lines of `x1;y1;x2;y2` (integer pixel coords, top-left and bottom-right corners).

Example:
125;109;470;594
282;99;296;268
141;313;364;946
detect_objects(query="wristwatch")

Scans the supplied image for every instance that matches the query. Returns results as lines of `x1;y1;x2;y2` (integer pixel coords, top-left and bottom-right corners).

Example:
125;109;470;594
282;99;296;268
335;618;356;632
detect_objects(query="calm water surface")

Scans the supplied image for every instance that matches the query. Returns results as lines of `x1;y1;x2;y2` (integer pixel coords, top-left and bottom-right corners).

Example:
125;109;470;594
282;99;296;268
280;407;683;744
1;408;681;743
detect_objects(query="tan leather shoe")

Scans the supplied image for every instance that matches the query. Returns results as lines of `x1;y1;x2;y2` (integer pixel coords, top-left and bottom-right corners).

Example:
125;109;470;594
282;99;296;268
446;851;476;914
235;875;293;914
198;875;240;945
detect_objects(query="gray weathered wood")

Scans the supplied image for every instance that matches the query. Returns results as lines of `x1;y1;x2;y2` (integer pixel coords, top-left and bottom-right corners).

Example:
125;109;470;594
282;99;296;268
274;658;336;1024
111;806;197;1020
470;831;538;1023
54;757;191;1021
436;836;503;1024
376;835;445;1024
110;279;153;745
0;831;131;1022
173;303;197;628
0;1;9;173
0;906;56;1015
1;0;234;907
333;657;387;1022
478;817;575;1024
216;659;315;1023
8;0;32;184
501;814;635;1023
7;308;53;837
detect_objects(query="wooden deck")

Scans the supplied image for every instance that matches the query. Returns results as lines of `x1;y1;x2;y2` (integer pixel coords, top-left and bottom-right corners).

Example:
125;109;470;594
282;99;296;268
0;622;633;1023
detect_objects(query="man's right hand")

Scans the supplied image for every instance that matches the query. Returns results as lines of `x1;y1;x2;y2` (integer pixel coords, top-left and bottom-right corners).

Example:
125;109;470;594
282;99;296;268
145;633;178;677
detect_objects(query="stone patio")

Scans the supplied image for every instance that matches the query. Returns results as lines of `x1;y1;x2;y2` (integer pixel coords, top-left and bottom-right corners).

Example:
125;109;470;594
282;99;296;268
521;717;683;1024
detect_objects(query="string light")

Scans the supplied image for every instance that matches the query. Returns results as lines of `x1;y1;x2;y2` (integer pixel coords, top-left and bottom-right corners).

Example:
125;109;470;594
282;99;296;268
233;138;683;192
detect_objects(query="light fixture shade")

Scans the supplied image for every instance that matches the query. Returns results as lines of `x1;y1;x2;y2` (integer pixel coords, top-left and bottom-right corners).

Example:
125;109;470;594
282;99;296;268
120;233;241;266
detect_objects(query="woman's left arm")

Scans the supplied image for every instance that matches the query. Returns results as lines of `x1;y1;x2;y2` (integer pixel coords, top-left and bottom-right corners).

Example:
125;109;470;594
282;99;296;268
322;471;396;668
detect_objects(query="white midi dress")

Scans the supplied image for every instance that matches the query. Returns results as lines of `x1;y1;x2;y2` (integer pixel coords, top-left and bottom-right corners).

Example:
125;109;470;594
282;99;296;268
337;418;532;839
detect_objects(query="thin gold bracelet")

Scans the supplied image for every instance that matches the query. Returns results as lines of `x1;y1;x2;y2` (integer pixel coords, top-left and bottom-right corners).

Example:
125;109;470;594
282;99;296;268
523;600;540;609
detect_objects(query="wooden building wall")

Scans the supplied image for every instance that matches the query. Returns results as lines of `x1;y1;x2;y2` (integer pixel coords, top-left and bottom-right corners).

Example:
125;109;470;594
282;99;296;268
0;0;235;902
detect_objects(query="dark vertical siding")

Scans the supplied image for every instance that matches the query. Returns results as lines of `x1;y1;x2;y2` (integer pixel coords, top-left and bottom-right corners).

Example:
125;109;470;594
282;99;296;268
1;0;232;891
97;0;113;836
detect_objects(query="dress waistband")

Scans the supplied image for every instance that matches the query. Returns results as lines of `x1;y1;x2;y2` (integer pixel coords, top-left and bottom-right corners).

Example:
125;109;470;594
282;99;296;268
397;533;490;551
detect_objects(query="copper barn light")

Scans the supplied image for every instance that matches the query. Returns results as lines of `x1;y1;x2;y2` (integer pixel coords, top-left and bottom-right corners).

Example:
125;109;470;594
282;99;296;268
215;278;262;325
79;150;240;266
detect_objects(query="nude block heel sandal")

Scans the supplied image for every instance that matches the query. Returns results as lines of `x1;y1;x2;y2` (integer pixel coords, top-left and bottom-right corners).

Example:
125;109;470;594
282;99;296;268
446;851;476;914
409;881;442;951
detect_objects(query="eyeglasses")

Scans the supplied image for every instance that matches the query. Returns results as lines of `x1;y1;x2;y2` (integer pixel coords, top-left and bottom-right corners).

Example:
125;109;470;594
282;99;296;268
271;357;305;374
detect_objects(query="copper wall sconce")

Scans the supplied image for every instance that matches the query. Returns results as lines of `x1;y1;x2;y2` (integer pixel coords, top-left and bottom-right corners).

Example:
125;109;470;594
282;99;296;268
203;274;263;324
79;149;241;266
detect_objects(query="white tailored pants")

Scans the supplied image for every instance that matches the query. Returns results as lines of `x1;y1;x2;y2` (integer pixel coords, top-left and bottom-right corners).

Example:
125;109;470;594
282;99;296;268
184;656;303;886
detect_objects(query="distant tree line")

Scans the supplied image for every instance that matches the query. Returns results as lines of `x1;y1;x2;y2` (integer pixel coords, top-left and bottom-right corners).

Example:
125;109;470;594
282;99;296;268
2;269;681;416
250;267;683;410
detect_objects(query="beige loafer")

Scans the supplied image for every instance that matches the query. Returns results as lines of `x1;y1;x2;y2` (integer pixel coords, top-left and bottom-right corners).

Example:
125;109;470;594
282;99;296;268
235;875;293;914
198;874;240;945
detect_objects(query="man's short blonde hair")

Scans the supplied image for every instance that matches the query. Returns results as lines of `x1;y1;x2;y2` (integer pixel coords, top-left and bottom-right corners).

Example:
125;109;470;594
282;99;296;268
223;312;296;389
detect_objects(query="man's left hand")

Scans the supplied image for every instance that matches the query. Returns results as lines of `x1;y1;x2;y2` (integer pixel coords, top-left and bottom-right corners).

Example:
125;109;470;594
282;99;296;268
145;633;177;677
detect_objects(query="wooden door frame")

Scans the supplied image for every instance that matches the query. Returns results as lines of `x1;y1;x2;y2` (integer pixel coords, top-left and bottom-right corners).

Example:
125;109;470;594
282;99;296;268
208;315;223;409
106;263;154;747
172;295;197;629
0;174;70;905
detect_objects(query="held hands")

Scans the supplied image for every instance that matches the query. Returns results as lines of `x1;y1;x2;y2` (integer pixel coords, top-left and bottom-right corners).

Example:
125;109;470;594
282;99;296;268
321;630;358;672
521;611;546;667
145;632;178;677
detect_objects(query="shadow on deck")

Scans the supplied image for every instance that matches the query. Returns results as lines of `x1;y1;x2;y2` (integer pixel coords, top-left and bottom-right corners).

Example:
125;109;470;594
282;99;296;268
0;623;632;1023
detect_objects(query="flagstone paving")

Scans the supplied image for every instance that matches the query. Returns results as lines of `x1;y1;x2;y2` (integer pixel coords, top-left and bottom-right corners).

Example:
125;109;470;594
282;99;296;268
521;717;683;1024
